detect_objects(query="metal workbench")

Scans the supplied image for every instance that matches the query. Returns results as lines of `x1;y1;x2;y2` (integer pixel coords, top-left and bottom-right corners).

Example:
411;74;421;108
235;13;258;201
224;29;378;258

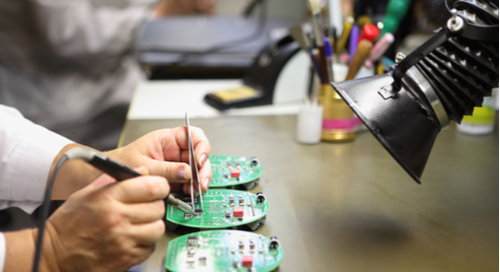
120;115;499;272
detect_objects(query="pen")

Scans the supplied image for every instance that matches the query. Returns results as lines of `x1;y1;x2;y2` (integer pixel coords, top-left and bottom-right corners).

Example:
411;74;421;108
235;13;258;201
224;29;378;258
68;147;197;215
289;25;325;84
324;37;334;82
348;25;360;63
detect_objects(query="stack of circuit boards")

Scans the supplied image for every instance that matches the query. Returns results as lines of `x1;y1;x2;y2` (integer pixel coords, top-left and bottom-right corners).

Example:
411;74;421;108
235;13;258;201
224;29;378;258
165;155;284;271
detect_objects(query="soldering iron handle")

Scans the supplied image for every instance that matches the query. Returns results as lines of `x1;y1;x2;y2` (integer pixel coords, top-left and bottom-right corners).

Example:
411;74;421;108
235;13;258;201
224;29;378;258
88;156;141;181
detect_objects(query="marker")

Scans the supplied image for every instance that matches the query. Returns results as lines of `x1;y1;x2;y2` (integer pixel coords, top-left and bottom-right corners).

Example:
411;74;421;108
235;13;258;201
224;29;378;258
348;25;360;62
365;33;395;68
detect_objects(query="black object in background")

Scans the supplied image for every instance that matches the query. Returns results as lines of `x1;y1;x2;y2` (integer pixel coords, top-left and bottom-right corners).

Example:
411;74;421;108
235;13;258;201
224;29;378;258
203;35;301;110
136;16;295;79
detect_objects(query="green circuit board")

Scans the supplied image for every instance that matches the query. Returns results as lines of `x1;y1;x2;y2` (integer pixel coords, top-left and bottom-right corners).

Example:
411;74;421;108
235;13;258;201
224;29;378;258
209;155;263;188
166;189;268;230
165;230;284;272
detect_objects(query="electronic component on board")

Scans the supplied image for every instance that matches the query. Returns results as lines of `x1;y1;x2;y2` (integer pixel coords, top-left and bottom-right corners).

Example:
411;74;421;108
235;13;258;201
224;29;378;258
186;247;195;257
186;257;195;265
187;236;197;246
256;192;266;203
269;236;280;249
231;168;240;178
166;189;269;230
242;255;253;267
251;157;259;166
208;155;263;189
249;239;255;250
166;230;284;272
233;207;244;217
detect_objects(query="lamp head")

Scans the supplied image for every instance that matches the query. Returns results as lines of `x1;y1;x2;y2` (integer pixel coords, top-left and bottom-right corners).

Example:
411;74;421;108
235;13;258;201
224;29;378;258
331;0;498;184
331;72;442;184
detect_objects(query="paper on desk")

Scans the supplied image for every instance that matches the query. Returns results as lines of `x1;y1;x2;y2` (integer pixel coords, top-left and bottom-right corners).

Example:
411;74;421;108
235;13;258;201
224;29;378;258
127;80;302;120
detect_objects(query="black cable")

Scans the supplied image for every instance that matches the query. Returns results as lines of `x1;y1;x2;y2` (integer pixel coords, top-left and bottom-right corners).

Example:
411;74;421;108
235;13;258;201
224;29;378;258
32;154;69;272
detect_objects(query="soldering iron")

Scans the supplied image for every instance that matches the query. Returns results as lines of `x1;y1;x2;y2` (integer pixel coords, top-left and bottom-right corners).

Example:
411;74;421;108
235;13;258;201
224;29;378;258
65;146;196;215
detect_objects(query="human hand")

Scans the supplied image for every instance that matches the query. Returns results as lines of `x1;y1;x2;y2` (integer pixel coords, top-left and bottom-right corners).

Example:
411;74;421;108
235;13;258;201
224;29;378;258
106;127;212;195
43;167;168;272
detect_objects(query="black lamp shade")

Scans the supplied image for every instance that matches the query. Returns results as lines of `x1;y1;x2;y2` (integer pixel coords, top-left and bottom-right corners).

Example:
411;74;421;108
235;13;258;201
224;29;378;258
331;74;440;184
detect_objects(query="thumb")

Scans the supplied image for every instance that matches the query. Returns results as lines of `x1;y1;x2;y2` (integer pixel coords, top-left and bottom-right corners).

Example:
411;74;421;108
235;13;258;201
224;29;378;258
146;160;191;184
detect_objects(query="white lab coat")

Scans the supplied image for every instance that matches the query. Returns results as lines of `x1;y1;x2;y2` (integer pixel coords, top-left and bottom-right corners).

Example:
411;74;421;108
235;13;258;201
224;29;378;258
0;104;72;213
0;104;73;272
0;0;156;150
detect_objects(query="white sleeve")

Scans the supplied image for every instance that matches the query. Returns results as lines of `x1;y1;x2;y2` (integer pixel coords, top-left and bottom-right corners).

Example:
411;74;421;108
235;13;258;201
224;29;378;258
0;105;73;213
32;0;156;58
0;233;4;272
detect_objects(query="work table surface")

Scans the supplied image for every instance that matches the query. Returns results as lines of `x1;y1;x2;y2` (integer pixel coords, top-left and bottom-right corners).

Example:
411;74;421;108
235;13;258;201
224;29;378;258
120;115;499;272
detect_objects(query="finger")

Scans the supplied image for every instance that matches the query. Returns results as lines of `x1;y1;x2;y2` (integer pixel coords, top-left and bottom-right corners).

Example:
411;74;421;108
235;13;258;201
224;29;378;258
111;176;170;203
174;126;211;167
129;219;166;246
198;159;212;193
124;199;166;224
190;127;211;167
182;159;212;194
146;160;191;184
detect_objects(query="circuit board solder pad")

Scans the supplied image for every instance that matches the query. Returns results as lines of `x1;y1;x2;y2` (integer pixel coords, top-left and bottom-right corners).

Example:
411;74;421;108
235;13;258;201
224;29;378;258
209;155;262;188
165;230;283;272
166;189;269;229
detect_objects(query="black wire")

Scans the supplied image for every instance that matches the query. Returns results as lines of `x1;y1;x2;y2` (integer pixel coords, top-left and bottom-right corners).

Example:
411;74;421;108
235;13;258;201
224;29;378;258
32;154;69;272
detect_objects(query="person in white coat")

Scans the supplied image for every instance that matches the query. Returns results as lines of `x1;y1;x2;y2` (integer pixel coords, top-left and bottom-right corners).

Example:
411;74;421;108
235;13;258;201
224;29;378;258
0;104;212;272
0;0;214;150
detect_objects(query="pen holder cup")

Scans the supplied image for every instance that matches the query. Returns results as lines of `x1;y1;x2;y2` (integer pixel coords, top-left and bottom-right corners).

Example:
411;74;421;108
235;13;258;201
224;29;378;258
318;83;356;142
295;104;324;144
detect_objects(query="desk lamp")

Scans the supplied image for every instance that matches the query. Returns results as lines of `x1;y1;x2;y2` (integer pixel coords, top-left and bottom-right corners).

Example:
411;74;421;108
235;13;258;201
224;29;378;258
331;0;498;184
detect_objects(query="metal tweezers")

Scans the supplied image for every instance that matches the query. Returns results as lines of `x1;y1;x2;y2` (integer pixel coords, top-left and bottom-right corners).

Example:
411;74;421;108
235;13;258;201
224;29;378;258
185;112;204;213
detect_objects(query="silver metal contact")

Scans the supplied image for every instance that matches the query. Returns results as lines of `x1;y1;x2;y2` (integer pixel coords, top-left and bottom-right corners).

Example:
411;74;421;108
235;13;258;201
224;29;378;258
406;66;450;128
